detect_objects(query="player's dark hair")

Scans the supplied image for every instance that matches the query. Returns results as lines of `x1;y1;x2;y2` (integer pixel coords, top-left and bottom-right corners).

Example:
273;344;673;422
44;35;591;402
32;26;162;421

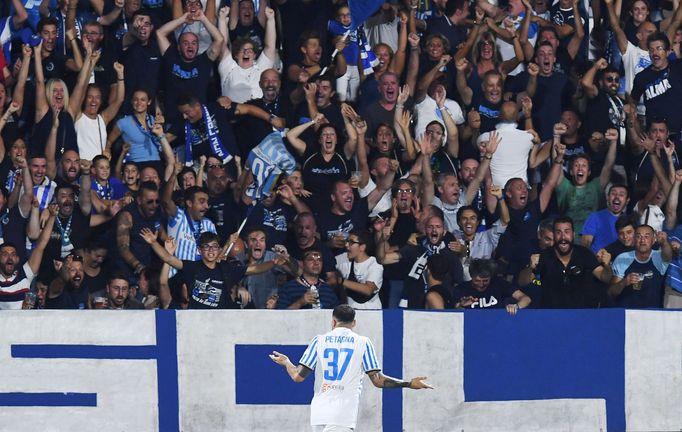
333;304;356;323
456;205;480;229
139;181;159;194
107;271;130;286
647;31;670;51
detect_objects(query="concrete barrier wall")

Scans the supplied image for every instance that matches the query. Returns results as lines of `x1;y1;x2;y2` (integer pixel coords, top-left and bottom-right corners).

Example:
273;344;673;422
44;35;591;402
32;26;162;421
0;309;679;431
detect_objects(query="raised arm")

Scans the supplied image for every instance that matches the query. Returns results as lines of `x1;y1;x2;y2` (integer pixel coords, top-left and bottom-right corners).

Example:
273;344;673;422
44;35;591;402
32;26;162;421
140;227;184;269
157;13;190;55
269;351;312;383
580;58;607;99
420;136;436;208
519;0;535;60
27;204;57;274
405;33;420;94
539;141;566;212
465;132;497;204
163;161;181;216
68;47;98;119
262;6;277;62
79;160;93;215
196;9;224;61
455;58;473;107
218;6;231;60
435;89;460;158
566;0;585;59
599;128;619;189
228;0;239;31
45;109;59;180
33;42;48;121
285;115;320;157
101;62;126;124
415;55;451;102
526;63;539;98
390;12;408;76
605;0;628;55
17;156;34;217
12;45;32;116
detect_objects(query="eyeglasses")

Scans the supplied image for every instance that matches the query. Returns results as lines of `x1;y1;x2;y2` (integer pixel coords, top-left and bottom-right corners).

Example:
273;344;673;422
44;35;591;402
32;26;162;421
200;244;221;251
240;47;255;53
304;254;323;261
66;254;83;262
345;239;362;246
397;188;413;194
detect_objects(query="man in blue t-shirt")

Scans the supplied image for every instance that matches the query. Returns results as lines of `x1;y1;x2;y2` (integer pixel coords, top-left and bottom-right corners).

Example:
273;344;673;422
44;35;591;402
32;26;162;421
582;184;629;252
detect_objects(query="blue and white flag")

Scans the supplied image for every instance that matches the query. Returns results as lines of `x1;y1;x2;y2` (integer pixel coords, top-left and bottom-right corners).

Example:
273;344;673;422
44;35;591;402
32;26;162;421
245;132;296;199
348;0;384;31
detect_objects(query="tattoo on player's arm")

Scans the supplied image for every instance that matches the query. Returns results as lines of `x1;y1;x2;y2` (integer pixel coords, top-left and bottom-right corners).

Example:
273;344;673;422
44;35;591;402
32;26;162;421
297;365;312;378
368;371;409;388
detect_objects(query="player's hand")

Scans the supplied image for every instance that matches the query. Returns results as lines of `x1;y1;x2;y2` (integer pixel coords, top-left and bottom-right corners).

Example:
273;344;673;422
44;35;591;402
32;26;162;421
269;350;291;366
409;376;434;389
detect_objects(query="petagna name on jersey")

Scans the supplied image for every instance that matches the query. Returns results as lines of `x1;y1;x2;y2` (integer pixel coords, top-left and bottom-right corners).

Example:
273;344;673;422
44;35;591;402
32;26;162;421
324;335;355;344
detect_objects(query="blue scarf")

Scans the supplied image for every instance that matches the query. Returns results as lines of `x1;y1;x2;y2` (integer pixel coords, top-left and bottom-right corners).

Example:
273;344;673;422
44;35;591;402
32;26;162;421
328;21;378;75
184;105;233;167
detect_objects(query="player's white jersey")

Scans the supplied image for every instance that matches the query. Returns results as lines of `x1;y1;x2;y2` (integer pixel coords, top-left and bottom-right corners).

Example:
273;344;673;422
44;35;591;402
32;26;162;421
299;326;380;429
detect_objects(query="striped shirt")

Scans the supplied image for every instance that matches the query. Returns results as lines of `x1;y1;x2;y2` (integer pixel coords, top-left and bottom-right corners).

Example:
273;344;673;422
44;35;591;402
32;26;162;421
20;176;56;211
167;207;216;277
299;326;380;429
0;262;35;310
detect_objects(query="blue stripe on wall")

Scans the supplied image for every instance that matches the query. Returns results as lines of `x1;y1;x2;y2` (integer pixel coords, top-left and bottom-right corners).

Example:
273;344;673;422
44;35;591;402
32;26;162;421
235;344;313;404
11;344;157;359
382;309;403;431
463;309;625;431
155;310;180;432
0;392;96;407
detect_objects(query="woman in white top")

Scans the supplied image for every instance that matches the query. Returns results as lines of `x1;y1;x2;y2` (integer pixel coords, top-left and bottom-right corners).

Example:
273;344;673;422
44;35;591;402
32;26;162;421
75;63;125;161
335;229;384;310
217;5;277;102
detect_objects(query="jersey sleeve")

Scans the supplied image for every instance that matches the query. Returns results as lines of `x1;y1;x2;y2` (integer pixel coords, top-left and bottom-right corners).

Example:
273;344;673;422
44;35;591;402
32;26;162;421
362;338;381;373
612;253;632;279
168;206;183;228
299;335;319;370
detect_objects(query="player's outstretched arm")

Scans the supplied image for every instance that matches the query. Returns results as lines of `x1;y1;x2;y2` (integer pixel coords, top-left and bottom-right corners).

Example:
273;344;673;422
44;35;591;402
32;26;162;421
269;351;312;383
367;371;434;389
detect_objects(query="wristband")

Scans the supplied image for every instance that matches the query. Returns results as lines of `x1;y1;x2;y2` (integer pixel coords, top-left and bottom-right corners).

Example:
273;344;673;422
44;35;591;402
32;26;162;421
438;106;447;111
553;159;563;164
484;154;492;160
117;78;124;81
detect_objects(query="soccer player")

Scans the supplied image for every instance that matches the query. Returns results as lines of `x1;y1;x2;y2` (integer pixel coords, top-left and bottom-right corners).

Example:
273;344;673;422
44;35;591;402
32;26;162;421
269;304;433;431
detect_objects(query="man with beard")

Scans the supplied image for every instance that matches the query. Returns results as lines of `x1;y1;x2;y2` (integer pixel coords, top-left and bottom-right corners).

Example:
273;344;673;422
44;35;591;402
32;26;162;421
92;273;144;310
580;60;627;154
45;252;90;309
115;181;165;279
156;9;223;127
237;227;297;309
54;150;82;189
377;214;463;309
163;164;217;272
609;225;672;308
298;77;344;134
555;128;618;239
581;184;629;252
0;204;55;309
519;216;613;308
629;118;679;188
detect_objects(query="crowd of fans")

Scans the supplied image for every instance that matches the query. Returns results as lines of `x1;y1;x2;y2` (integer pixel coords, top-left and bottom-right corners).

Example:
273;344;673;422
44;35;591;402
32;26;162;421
1;0;681;312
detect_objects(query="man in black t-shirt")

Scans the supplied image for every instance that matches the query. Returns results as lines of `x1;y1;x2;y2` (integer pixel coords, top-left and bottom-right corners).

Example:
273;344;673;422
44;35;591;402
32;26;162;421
156;9;224;127
519;216;613;308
